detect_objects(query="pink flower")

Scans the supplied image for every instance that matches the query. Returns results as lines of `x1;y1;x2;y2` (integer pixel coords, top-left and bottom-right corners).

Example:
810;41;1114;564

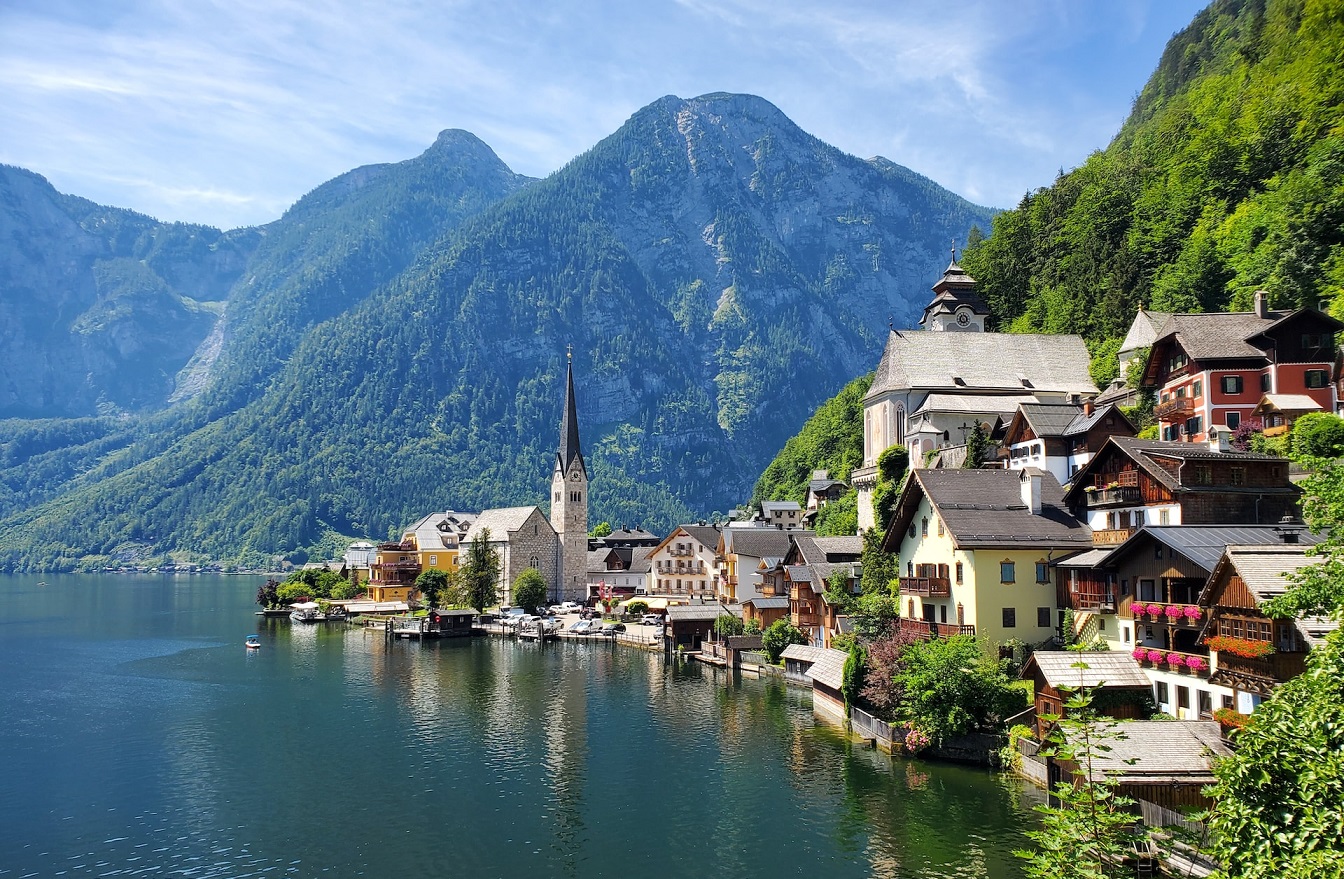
1183;606;1202;621
1164;605;1183;619
1185;656;1208;672
1132;648;1147;661
1146;649;1163;663
1130;602;1148;617
1168;653;1185;667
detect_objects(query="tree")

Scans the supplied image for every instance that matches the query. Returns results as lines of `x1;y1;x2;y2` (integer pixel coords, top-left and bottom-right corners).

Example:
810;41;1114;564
859;528;900;596
255;578;279;609
415;568;450;609
823;568;855;613
626;600;649;616
1018;671;1152;879
841;644;865;716
331;576;362;600
761;618;809;663
870;444;909;532
963;420;990;469
461;528;501;613
859;625;918;717
714;613;744;638
1264;455;1344;619
512;567;547;613
1291;413;1344;459
897;635;1022;745
590;521;613;538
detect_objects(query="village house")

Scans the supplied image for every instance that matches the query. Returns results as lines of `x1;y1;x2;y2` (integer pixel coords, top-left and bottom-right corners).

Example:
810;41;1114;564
715;526;803;604
802;469;849;526
1020;651;1153;739
772;535;862;648
1140;292;1341;443
853;257;1097;529
1061;435;1301;546
760;500;804;529
1200;543;1337;716
586;545;652;602
343;540;376;585
645;524;720;600
367;539;420;602
882;468;1094;647
1000;401;1136;487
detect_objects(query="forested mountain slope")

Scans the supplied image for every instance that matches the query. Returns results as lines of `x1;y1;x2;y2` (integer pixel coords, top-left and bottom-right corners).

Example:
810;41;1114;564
962;0;1344;383
0;93;991;570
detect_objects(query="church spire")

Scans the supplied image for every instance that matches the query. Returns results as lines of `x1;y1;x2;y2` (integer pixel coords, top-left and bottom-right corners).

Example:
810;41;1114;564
558;352;586;477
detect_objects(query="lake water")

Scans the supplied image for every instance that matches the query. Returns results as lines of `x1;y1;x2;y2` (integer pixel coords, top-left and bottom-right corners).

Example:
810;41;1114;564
0;574;1040;878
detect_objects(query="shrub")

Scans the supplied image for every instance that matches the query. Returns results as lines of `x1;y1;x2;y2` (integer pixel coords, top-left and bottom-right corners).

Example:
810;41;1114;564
1291;412;1344;458
626;600;649;616
713;614;744;638
761;619;809;663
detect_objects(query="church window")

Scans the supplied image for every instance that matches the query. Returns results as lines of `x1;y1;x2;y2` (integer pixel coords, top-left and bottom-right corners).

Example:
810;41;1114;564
554;491;560;502
921;517;928;537
895;405;906;446
530;556;539;568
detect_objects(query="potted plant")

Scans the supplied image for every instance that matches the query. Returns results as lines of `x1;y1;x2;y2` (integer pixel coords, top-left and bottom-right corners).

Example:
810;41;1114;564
1167;653;1185;668
1163;604;1184;621
1131;647;1148;661
1130;602;1148;618
1182;605;1202;622
1185;656;1208;673
1207;635;1275;659
1213;707;1249;730
1145;648;1163;664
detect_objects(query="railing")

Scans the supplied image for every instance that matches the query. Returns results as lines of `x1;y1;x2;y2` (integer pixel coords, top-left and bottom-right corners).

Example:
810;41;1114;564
1263;424;1290;437
668;546;693;557
1071;593;1117;613
792;612;820;627
1083;486;1141;507
898;618;976;639
373;560;420;571
1212;651;1307;683
1131;647;1211;678
1154;398;1194;420
1092;528;1134;546
898;576;951;598
1129;602;1205;629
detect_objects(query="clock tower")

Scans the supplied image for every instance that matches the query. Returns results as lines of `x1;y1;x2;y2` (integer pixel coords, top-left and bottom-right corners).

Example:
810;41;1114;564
918;251;989;332
550;350;589;603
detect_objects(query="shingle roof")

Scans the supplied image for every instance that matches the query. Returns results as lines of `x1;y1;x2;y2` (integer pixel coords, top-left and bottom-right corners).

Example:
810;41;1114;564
627;550;653;574
1201;545;1338;646
1153;311;1287;360
790;535;862;567
464;507;546;543
1025;651;1151;689
677;524;722;549
781;644;829;664
743;596;790;609
804;649;849;689
1100;525;1321;574
1119;310;1172;354
1063;436;1293;503
666;605;730;622
890;469;1093;550
913;393;1041;416
866;331;1097;401
726;529;798;560
1063;403;1133;437
761;500;802;513
1016;403;1084;438
1064;721;1231;783
1252;393;1324;415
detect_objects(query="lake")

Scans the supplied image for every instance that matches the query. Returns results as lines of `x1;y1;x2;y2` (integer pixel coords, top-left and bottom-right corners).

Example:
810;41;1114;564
0;574;1040;877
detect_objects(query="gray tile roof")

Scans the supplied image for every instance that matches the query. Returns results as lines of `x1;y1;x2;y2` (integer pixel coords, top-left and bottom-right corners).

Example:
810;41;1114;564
1202;545;1338;646
1153;311;1285;361
677;524;722;550
892;469;1093;550
866;330;1097;401
1025;651;1151;689
743;597;790;609
1015;402;1084;438
1064;436;1294;502
1100;525;1321;574
1063;403;1133;437
465;506;546;543
666;605;733;622
913;393;1041;417
790;535;862;567
1065;721;1230;783
627;550;653;574
761;500;802;513
725;529;799;560
1119;310;1172;354
781;644;829;664
804;649;849;689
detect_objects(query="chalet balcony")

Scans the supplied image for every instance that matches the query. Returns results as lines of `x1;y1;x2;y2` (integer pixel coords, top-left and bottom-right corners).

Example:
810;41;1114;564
898;576;952;598
668;547;693;557
1083;486;1141;508
373;560;421;572
1129;601;1205;630
1131;647;1211;678
1070;592;1117;613
1092;528;1134;546
792;612;820;628
1211;651;1307;688
898;618;976;639
1153;398;1195;420
1262;424;1290;438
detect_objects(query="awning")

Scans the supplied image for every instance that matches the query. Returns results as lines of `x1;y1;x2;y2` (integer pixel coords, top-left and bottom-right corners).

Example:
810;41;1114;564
621;596;669;610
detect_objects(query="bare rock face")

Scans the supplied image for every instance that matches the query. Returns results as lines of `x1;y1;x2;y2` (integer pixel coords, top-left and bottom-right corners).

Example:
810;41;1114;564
0;166;257;417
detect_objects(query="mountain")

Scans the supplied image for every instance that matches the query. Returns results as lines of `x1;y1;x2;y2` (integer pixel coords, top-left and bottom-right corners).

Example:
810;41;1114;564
0;165;259;417
960;0;1344;384
0;93;993;571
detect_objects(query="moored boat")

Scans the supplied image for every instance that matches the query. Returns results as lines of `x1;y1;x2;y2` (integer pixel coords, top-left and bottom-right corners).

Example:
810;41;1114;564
289;601;321;622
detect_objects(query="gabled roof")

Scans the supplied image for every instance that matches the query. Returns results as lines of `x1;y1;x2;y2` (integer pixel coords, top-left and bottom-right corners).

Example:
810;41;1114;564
1023;651;1151;689
1063;721;1230;783
884;468;1093;552
781;644;829;664
1061;436;1294;506
1151;310;1287;361
464;506;548;543
1063;403;1135;438
761;500;802;514
1098;525;1320;574
627;550;653;574
789;535;862;567
601;527;661;545
679;524;722;549
866;331;1097;401
666;605;735;622
804;648;849;689
743;596;790;609
1119;309;1172;354
1200;544;1338;646
1008;403;1083;440
724;528;798;560
1252;394;1324;416
808;473;848;493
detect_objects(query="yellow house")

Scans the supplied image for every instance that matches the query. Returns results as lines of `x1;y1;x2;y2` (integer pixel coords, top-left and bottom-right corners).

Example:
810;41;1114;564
882;468;1094;649
367;511;478;603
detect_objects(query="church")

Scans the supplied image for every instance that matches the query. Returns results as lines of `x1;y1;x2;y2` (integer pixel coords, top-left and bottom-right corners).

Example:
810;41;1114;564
851;257;1096;530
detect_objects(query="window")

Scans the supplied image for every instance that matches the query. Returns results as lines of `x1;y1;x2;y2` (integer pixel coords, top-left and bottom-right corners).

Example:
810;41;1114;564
1035;561;1049;584
907;561;914;577
429;555;437;566
1122;625;1131;643
1221;375;1243;394
1198;690;1213;717
1000;561;1016;583
908;523;916;538
1192;465;1213;485
1261;372;1271;392
1231;467;1246;486
1305;369;1329;389
940;605;948;624
1192;380;1202;398
1177;686;1190;711
1185;416;1202;437
1176;385;1186;399
1302;333;1327;349
955;562;963;584
1002;607;1016;628
1098;618;1106;632
937;518;944;537
1168;352;1188;372
1159;508;1170;525
1156;681;1169;705
1226;411;1241;430
1037;607;1051;627
921;517;928;537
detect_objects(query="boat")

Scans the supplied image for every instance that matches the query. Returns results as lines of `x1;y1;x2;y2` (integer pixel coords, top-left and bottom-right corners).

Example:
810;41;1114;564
324;605;349;622
289;601;321;623
245;634;261;649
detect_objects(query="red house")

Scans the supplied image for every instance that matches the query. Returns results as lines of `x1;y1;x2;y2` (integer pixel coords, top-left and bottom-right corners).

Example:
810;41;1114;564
1141;292;1342;443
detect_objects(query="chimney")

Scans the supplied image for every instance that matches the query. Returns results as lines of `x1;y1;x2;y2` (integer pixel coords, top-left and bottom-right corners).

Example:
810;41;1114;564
1254;290;1270;318
1274;513;1302;544
1020;469;1043;515
1083;398;1094;417
1209;426;1231;453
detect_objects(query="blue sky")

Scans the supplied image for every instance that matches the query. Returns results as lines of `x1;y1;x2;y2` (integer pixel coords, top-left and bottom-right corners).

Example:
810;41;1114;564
0;0;1208;230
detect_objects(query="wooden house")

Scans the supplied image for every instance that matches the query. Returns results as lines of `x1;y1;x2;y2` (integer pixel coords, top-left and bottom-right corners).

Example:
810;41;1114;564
1021;651;1152;739
1001;401;1136;487
1200;544;1337;715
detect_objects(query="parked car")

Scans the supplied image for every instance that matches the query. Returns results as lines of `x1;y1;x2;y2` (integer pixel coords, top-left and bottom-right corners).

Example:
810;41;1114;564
599;623;626;635
568;620;593;634
640;614;663;627
558;601;583;614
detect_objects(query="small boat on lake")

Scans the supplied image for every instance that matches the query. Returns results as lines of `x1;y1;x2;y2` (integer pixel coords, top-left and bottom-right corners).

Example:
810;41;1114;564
289;602;321;623
245;634;261;649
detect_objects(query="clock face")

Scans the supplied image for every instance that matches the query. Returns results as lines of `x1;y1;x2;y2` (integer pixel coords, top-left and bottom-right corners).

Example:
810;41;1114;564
956;311;971;327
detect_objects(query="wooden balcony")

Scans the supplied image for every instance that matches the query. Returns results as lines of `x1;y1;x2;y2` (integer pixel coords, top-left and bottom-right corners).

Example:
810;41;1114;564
1129;602;1205;630
1154;398;1195;420
1084;486;1141;508
1262;424;1290;438
792;612;820;628
1092;528;1134;546
898;576;951;598
898;618;976;639
1211;651;1307;688
1070;592;1117;613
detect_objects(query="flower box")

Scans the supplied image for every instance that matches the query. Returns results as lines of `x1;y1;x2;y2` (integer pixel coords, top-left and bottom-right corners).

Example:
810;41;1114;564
1130;602;1149;617
1184;656;1208;672
1207;635;1275;659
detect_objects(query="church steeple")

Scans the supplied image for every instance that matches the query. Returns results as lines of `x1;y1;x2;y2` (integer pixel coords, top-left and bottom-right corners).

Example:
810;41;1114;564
556;348;587;478
919;248;990;332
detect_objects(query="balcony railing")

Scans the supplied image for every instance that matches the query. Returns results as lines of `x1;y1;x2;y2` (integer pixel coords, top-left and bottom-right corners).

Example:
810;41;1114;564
1154;398;1195;420
1092;528;1134;546
1211;651;1307;684
792;613;820;628
1131;647;1211;678
1262;424;1290;438
898;618;976;639
1071;592;1117;613
898;576;952;598
1129;602;1205;629
1084;486;1141;508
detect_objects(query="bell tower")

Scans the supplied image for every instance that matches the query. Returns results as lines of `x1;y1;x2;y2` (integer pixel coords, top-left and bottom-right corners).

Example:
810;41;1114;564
550;348;588;603
918;249;990;332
